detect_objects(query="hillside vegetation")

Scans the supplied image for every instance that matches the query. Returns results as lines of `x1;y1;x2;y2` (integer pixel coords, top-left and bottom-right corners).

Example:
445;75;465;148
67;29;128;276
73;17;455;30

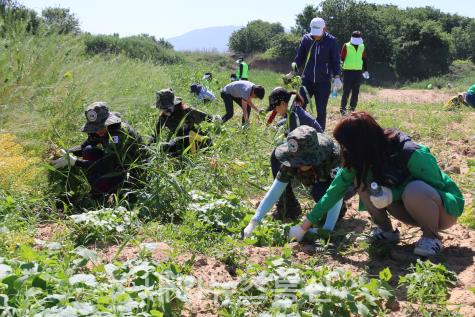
0;1;474;316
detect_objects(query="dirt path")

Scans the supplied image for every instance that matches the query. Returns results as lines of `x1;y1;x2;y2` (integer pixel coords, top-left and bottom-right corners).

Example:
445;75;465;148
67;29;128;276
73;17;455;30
360;89;454;104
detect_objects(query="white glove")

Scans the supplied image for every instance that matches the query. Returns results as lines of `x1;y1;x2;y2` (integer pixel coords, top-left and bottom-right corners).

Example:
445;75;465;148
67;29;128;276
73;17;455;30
288;225;306;242
243;219;258;238
333;77;343;90
212;115;222;123
291;62;298;72
52;150;77;169
369;186;393;209
362;71;370;79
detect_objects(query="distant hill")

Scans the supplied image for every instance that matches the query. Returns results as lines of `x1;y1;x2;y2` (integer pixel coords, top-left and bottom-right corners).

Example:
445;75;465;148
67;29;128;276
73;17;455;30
167;26;241;52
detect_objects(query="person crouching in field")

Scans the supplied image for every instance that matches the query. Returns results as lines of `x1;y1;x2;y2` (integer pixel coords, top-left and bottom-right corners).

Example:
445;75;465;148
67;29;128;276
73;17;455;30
51;102;144;199
220;80;265;125
266;87;325;219
461;83;475;107
243;125;347;238
152;88;219;156
190;83;216;103
289;111;464;257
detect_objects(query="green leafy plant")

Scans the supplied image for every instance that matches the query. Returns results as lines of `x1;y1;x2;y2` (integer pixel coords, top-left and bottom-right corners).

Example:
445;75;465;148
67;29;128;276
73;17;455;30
246;219;292;247
217;256;394;316
188;190;249;231
70;206;141;244
0;245;190;316
399;259;457;304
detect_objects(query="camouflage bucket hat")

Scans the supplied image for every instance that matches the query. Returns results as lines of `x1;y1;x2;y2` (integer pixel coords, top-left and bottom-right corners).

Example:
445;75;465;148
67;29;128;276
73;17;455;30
275;125;334;167
81;101;121;133
156;88;182;109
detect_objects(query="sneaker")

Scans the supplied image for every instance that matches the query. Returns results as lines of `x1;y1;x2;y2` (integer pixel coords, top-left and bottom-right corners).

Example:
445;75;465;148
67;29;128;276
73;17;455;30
370;227;400;243
413;237;442;257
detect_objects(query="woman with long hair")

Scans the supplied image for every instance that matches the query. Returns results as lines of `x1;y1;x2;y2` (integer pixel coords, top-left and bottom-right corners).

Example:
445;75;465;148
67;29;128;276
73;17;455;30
289;111;464;256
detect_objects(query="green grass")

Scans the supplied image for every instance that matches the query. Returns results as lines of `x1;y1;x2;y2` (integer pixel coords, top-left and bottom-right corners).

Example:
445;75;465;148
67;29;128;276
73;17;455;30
405;60;475;92
1;27;474;316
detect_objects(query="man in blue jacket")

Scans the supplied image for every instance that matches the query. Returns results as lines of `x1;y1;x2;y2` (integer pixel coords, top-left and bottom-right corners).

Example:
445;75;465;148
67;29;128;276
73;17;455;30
290;17;342;131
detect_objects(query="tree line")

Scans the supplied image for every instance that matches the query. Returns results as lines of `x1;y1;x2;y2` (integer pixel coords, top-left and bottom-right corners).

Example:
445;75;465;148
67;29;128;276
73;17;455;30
0;0;180;64
229;0;475;82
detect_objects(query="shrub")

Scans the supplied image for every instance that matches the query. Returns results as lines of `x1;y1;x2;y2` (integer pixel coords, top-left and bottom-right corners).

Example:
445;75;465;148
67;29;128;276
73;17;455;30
229;20;284;54
264;33;301;61
41;7;80;35
84;34;182;64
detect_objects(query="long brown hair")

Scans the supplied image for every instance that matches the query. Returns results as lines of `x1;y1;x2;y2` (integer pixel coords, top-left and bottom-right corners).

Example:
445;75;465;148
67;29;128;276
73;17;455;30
333;111;398;188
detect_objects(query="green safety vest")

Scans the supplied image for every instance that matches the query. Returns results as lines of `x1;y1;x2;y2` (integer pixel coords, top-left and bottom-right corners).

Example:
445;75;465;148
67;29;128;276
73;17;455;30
236;62;248;79
342;42;364;70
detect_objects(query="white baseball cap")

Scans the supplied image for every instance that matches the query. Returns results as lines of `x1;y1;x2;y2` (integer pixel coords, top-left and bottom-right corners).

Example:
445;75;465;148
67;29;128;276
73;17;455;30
310;17;325;36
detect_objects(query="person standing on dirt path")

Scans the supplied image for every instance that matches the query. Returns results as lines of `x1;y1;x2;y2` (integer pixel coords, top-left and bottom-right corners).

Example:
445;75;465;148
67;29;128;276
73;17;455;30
220;80;265;125
340;31;369;115
152;88;220;156
235;57;249;81
289;17;342;131
289;111;465;257
243;125;347;238
51;102;144;198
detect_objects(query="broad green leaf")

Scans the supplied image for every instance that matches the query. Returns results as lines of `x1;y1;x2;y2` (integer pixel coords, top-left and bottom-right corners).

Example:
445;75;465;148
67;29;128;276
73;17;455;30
150;310;164;317
73;246;98;261
379;267;392;282
32;275;48;290
0;264;12;279
356;302;370;317
69;274;97;287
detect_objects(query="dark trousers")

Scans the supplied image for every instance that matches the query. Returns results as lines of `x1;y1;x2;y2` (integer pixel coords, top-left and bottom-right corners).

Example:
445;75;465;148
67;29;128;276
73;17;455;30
83;146;124;195
300;79;331;131
340;70;362;113
220;91;251;124
271;149;331;203
466;93;475;107
162;134;212;157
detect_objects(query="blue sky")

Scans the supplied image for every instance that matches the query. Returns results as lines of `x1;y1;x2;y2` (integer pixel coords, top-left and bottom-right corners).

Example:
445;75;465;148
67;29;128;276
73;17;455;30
20;0;474;38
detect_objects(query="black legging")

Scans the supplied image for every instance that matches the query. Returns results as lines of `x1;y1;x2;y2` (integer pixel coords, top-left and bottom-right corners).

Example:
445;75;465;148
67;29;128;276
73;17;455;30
81;146;124;194
340;70;362;112
220;91;251;124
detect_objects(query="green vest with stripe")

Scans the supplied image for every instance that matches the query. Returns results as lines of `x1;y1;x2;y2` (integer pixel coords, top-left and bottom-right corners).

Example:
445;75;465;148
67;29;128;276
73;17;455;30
343;42;364;70
236;62;248;79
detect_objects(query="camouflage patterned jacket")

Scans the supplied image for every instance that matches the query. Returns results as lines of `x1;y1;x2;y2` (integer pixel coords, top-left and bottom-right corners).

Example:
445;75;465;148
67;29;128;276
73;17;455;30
70;122;144;177
153;107;214;143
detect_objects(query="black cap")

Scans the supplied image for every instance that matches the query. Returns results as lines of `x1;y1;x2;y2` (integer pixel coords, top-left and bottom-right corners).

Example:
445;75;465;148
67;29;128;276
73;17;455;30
267;87;290;112
190;83;202;94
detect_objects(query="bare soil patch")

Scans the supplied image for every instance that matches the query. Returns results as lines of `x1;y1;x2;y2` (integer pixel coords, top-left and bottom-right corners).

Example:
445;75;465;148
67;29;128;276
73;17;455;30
360;89;453;104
